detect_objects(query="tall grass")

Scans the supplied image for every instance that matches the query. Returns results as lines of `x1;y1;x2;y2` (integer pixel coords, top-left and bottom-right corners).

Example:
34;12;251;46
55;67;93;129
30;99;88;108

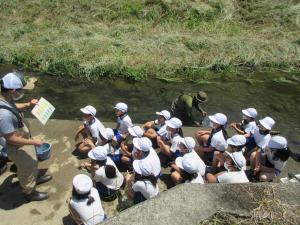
0;0;299;81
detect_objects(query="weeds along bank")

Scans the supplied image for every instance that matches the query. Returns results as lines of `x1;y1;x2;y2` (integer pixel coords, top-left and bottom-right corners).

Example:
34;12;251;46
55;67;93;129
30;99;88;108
0;0;299;81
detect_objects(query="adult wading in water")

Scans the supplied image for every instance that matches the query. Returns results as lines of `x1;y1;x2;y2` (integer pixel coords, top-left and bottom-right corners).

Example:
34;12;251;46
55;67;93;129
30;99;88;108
0;72;52;201
171;91;208;127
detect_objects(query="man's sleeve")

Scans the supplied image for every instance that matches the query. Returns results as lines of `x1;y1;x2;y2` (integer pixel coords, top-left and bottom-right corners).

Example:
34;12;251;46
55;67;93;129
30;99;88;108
0;111;16;135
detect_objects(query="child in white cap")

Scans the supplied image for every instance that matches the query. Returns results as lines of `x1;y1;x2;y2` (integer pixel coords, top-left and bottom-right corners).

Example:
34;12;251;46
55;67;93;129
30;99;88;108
206;151;249;183
169;137;206;183
250;136;290;182
157;117;183;160
195;113;228;166
244;116;275;161
230;108;257;135
172;156;204;184
68;174;106;225
88;146;125;201
113;102;133;142
75;105;105;153
142;110;171;146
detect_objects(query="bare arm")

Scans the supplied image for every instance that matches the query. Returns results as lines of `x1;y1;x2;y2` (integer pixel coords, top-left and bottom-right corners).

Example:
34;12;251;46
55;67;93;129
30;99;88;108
15;99;39;111
4;132;43;146
141;121;155;129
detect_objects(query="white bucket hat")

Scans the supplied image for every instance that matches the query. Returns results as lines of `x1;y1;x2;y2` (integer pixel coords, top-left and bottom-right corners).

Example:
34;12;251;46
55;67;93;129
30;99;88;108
227;135;246;146
80;105;96;117
179;137;196;152
176;156;198;174
114;102;128;112
225;151;246;170
88;146;108;161
165;117;182;129
268;136;287;149
73;174;93;195
259;116;275;130
208;113;227;126
99;128;114;141
133;160;153;176
156;110;171;120
132;137;152;152
242;108;257;119
128;126;144;138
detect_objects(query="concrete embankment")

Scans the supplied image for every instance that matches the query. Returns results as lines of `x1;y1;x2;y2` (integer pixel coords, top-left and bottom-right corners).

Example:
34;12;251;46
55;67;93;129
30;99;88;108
0;119;299;225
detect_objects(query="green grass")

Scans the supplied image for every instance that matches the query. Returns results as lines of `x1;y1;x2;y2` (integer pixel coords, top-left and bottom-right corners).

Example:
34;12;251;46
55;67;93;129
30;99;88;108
0;0;299;81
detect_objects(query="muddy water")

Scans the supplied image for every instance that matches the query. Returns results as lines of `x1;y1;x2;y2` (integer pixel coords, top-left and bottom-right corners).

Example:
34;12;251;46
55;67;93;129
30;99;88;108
1;65;300;175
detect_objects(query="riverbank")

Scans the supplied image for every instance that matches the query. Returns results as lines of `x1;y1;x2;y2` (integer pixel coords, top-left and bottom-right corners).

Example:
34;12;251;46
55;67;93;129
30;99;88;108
0;0;299;81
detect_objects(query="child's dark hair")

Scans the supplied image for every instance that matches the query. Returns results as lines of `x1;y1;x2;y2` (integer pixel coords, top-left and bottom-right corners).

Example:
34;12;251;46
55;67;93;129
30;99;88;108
105;165;117;179
134;173;157;186
93;159;107;167
181;170;198;182
177;128;184;137
272;147;290;162
72;187;95;205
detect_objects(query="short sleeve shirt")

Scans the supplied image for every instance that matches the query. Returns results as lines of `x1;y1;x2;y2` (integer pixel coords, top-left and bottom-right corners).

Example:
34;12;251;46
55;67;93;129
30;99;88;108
84;118;105;139
252;127;271;152
0;100;19;136
170;134;182;153
266;149;287;174
157;125;168;140
132;180;159;199
117;115;133;134
210;130;228;152
243;121;257;134
217;171;249;183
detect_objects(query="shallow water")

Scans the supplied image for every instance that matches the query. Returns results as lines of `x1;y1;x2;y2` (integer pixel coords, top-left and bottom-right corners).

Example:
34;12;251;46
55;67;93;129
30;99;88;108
1;65;300;168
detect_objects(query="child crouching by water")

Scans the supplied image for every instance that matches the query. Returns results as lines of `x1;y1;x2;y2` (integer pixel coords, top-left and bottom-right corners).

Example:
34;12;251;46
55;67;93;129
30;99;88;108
113;102;133;142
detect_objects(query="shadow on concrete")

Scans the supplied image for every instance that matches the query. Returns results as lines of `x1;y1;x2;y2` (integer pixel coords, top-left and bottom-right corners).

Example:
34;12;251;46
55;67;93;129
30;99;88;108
71;147;88;160
0;174;28;210
159;174;175;189
62;215;76;225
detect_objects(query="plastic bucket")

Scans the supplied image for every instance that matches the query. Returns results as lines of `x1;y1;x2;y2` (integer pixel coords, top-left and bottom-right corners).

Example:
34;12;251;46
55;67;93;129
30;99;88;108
36;143;52;161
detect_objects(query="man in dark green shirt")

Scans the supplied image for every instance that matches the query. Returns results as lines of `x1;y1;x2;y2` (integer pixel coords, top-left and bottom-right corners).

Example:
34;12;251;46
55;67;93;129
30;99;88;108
171;91;208;126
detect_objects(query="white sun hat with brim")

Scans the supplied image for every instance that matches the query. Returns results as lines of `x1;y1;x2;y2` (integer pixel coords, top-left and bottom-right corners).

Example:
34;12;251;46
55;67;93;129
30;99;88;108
165;117;182;129
225;151;246;170
73;174;93;195
179;137;196;152
133;160;152;176
128;126;144;138
99;128;114;141
259;116;275;130
132;137;152;152
80;105;96;117
2;73;24;90
227;135;246;146
156;110;171;120
113;102;128;112
268;136;287;149
88;146;108;161
176;156;199;174
208;113;227;126
242;108;257;119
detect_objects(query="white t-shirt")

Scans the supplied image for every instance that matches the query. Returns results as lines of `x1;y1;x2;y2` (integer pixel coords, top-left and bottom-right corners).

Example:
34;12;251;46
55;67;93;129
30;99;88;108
217;171;249;183
186;173;204;184
117;115;133;135
137;148;161;177
132;180;159;199
243;121;256;134
168;133;182;153
210;130;228;152
93;158;124;190
84;118;105;140
266;149;287;174
252;127;271;152
157;125;168;140
185;150;206;176
70;187;105;225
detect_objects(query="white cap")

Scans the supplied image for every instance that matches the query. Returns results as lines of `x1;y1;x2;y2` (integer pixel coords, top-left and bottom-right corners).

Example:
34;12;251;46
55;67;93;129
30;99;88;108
242;108;257;119
179;137;196;152
1;72;23;89
72;174;93;195
99;128;114;141
80;105;96;117
259;116;275;130
114;102;128;112
128;126;144;138
208;113;227;126
165;117;182;129
225;151;246;170
132;137;152;152
268;136;287;149
176;156;198;174
88;146;107;160
155;110;171;120
227;135;246;146
133;160;152;176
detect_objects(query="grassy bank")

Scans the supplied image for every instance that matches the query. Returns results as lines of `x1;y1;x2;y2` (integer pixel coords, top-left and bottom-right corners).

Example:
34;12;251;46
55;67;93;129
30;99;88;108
0;0;299;81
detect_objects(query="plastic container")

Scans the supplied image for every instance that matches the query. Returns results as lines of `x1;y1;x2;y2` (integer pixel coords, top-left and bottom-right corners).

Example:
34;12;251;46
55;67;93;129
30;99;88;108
36;143;52;161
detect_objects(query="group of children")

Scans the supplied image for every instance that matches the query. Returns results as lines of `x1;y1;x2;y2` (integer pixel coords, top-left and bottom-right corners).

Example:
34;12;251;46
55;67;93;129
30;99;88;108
68;103;291;225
